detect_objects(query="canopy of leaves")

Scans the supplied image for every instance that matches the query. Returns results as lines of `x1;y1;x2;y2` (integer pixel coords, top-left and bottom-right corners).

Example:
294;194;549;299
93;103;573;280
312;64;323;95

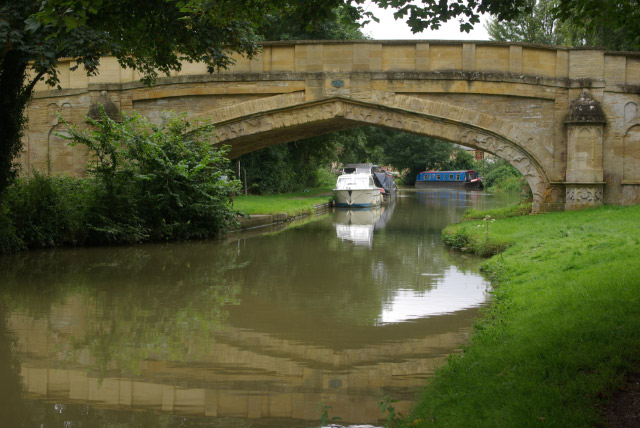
375;0;530;34
485;0;568;45
554;0;640;51
486;0;639;51
62;111;240;242
258;4;366;40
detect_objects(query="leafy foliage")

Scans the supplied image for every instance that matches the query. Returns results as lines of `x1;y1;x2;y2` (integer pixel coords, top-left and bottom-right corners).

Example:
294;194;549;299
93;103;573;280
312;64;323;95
239;136;338;194
375;0;530;34
4;172;88;248
554;0;640;51
63;111;240;242
364;127;476;184
478;158;530;195
0;111;239;253
486;0;640;51
485;0;568;45
259;4;366;40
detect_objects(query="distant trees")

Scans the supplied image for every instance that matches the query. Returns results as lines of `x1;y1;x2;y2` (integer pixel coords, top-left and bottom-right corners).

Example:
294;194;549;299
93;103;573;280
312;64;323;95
485;0;567;45
486;0;640;51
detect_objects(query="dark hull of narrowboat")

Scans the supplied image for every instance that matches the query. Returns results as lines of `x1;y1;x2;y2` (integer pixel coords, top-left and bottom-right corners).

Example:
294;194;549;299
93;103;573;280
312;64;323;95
415;180;483;189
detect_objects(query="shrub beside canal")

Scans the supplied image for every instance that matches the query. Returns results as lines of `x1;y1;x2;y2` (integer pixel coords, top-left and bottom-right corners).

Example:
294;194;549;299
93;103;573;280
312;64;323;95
0;112;239;252
408;206;640;427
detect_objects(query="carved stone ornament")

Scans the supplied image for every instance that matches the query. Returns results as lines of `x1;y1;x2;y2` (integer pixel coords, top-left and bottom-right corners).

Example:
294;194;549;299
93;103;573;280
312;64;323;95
458;129;547;202
87;91;123;122
565;186;604;204
566;90;606;124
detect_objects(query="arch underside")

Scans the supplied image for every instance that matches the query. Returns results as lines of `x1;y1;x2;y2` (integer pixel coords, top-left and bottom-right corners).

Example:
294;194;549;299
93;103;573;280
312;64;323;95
206;94;555;210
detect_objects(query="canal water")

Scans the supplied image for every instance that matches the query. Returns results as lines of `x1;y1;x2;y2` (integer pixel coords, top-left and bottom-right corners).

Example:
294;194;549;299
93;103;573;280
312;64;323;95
0;188;518;428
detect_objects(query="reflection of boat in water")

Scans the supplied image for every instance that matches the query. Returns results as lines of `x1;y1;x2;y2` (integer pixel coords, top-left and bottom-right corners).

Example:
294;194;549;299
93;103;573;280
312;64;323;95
334;202;395;246
334;164;383;208
415;170;483;188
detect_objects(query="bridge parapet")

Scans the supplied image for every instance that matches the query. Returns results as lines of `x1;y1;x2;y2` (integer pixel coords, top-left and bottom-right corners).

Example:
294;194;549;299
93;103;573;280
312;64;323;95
31;41;640;94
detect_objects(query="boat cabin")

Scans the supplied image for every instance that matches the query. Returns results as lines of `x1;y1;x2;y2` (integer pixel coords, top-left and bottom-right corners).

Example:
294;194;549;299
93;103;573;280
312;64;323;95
416;170;479;183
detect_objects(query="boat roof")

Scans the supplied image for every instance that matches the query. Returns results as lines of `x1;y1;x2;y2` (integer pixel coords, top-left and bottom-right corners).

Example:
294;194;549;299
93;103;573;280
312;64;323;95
344;163;374;169
419;170;476;174
337;172;372;178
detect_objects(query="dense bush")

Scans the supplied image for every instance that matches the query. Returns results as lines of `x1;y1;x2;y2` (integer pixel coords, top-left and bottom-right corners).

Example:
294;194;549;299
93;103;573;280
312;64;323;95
0;112;240;253
478;158;530;195
67;111;240;243
5;172;88;248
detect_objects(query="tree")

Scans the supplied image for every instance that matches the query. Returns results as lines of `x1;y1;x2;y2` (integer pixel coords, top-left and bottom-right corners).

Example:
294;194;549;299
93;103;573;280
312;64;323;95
372;128;454;183
485;0;568;45
259;4;365;41
486;0;640;51
444;148;475;171
374;0;529;34
554;0;640;51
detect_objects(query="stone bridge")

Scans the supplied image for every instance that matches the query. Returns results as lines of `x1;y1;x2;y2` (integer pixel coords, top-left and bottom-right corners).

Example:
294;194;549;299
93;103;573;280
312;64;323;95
24;41;640;212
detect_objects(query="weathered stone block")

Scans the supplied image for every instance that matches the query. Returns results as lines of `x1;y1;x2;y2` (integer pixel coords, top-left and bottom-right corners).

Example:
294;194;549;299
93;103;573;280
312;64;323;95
523;47;556;78
476;45;509;73
569;50;605;80
382;44;415;72
429;45;462;70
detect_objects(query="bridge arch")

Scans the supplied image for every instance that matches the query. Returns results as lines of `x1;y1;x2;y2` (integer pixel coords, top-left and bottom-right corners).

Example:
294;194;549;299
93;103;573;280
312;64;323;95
198;92;557;212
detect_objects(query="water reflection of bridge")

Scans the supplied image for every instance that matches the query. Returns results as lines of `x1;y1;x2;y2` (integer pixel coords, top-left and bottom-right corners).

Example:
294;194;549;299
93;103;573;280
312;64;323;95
10;294;479;423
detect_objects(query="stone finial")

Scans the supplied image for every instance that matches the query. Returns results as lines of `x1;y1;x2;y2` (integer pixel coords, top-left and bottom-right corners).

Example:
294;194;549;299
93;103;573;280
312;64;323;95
87;91;123;122
566;90;606;124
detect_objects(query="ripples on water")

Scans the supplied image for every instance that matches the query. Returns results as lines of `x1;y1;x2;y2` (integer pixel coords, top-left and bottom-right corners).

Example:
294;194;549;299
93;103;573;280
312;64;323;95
0;188;518;427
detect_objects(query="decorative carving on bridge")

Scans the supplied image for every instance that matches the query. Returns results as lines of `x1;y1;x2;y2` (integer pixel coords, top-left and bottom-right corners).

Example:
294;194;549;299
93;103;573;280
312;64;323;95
87;91;122;122
565;186;603;206
458;129;547;202
566;90;606;124
624;102;638;124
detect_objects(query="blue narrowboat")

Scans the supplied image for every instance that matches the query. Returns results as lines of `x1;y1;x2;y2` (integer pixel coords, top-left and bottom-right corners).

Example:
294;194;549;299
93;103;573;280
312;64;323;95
415;170;483;188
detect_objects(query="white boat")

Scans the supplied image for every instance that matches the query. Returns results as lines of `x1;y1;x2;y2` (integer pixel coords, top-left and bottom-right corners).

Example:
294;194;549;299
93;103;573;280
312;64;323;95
334;170;383;208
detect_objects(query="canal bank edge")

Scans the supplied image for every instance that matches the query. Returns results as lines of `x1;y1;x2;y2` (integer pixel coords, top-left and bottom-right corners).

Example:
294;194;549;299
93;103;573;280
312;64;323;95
407;205;640;428
234;202;330;231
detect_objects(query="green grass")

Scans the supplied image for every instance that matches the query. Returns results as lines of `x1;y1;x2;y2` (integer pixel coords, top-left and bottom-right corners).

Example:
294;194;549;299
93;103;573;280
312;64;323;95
462;202;532;220
232;186;333;216
407;205;640;428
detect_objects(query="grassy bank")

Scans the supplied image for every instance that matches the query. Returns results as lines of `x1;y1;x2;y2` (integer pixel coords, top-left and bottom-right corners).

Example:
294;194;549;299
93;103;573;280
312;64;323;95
232;187;333;216
407;205;640;427
461;202;532;221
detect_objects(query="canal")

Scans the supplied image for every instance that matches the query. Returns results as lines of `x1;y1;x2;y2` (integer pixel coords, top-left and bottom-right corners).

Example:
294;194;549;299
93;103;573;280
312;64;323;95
0;188;518;427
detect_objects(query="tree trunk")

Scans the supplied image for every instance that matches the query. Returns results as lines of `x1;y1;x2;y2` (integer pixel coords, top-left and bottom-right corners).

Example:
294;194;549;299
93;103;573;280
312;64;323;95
0;50;29;200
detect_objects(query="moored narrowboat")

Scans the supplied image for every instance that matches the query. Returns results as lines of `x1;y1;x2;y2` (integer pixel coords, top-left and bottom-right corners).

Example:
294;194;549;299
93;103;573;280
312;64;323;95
415;170;483;188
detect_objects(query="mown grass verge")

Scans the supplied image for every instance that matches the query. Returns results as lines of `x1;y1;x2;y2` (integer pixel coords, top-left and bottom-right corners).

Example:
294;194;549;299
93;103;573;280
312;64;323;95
232;186;333;216
462;201;532;221
407;205;640;428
